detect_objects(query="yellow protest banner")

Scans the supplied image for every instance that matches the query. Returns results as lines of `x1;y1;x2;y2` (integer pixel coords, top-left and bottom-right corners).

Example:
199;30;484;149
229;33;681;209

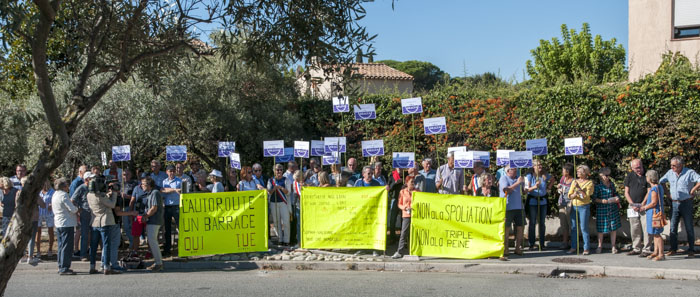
301;186;387;250
410;192;506;259
178;190;268;257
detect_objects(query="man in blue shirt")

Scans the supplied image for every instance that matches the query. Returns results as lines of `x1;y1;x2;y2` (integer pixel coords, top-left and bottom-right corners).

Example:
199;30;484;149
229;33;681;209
660;156;700;258
499;165;525;258
149;160;168;191
161;165;182;258
419;158;437;193
69;165;87;197
354;166;381;187
373;162;387;186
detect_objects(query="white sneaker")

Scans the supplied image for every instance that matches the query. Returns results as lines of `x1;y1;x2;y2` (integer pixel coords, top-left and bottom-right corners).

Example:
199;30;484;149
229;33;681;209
391;252;403;259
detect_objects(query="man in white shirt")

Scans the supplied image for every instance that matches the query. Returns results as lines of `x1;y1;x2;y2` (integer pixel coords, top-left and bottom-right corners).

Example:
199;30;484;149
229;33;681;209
52;178;79;275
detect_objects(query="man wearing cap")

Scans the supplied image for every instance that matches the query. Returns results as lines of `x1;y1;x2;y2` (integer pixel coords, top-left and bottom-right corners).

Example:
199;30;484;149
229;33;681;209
209;170;225;193
161;165;182;258
71;172;94;261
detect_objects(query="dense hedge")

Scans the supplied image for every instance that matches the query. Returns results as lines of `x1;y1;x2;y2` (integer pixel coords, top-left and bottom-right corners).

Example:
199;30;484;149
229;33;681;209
300;53;700;219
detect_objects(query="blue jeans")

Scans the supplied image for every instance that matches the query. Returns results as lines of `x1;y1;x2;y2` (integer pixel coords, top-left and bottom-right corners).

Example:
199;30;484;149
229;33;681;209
163;205;179;254
56;227;74;272
90;225;115;269
527;202;547;248
670;199;696;252
79;212;92;258
110;223;121;268
570;204;591;251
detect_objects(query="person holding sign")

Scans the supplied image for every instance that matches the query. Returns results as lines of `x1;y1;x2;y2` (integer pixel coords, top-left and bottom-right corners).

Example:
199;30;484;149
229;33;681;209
436;152;464;195
567;165;594;255
499;165;525;258
208;170;225;193
304;159;320;187
524;160;553;251
392;175;418;259
641;170;666;261
556;163;575;250
267;164;292;246
419;158;437;193
593;167;621;254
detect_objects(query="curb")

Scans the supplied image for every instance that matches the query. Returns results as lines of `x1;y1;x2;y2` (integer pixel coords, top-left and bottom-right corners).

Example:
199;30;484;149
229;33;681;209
18;260;700;280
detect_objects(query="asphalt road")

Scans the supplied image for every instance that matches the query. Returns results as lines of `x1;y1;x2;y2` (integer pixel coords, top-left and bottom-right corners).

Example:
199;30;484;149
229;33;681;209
6;269;700;297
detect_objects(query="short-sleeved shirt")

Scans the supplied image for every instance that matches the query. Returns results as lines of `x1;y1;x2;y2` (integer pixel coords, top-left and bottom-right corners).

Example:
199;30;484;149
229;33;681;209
659;168;700;201
499;175;523;210
354;179;381;187
209;182;224;193
239;179;258;191
70;184;91;212
419;169;437;193
39;189;55;217
374;175;387;186
2;188;18;217
267;177;289;203
525;173;551;205
131;185;149;215
69;177;83;198
10;175;22;190
145;190;164;226
436;165;464;194
624;171;649;204
150;171;168;190
162;176;182;206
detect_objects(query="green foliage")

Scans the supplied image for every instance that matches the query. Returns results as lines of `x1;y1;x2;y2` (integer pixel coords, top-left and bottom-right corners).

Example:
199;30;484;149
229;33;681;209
526;23;627;86
377;60;448;91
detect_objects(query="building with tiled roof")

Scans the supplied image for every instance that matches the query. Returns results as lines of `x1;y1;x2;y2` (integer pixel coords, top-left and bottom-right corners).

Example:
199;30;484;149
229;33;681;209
296;61;414;99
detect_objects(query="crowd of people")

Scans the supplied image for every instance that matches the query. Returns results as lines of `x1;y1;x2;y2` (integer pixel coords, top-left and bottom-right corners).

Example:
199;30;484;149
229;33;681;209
1;152;699;275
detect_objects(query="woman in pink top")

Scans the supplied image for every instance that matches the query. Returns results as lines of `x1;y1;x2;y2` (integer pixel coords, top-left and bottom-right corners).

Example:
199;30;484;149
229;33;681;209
392;176;417;259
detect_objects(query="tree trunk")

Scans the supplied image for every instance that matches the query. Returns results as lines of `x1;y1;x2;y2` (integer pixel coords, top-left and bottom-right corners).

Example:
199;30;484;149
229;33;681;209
0;136;69;295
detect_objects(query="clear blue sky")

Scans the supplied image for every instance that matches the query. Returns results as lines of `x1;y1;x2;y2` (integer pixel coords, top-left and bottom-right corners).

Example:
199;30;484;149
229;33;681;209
359;0;628;81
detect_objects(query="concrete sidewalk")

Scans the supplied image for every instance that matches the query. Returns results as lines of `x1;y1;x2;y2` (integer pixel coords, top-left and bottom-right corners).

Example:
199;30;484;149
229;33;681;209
15;246;700;281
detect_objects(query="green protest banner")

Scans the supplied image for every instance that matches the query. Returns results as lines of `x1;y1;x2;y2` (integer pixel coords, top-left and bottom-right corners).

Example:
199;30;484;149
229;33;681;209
410;192;506;259
178;190;268;257
301;186;387;250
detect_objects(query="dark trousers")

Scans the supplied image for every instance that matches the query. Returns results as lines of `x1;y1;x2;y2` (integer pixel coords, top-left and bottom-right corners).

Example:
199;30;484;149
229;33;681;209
163;205;180;254
670;199;695;252
79;213;91;258
56;227;74;273
89;227;102;267
527;200;547;248
388;198;402;237
397;218;411;253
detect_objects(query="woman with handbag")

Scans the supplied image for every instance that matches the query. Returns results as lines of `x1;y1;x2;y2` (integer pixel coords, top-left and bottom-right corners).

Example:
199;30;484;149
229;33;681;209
641;170;666;261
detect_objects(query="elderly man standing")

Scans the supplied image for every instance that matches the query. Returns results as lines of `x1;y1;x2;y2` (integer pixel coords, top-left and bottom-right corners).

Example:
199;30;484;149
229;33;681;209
345;158;362;186
161;165;182;258
625;159;652;256
660;156;700;258
71;172;93;261
436;152;464;195
419;158;437;193
52;178;79;275
149;160;168;191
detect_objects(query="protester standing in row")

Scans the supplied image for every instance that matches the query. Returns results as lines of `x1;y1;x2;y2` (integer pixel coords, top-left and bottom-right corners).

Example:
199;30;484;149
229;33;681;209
52;178;78;275
468;161;486;195
141;176;165;272
660;156;700;258
268;164;291;246
499;165;524;258
71;173;93;261
161;165;181;258
593;167;621;254
87;174;119;274
436;152;464;195
393;175;417;259
1;177;18;237
568;165;594;255
209;170;224;193
420;158;437;193
642;170;666;261
524;159;552;250
476;173;498;197
238;166;258;191
625;159;652;256
557;163;574;250
36;180;55;258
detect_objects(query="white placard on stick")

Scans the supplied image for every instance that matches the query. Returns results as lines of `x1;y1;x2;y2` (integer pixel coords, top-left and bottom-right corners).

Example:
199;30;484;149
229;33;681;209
392;152;415;168
509;151;533;168
526;138;548;156
564;137;584;156
263;140;284;157
324;137;346;153
311;140;325;157
496;149;515;166
361;140;385;157
454;151;473;169
332;96;350;113
294;141;310;158
229;152;241;170
401;97;423;114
